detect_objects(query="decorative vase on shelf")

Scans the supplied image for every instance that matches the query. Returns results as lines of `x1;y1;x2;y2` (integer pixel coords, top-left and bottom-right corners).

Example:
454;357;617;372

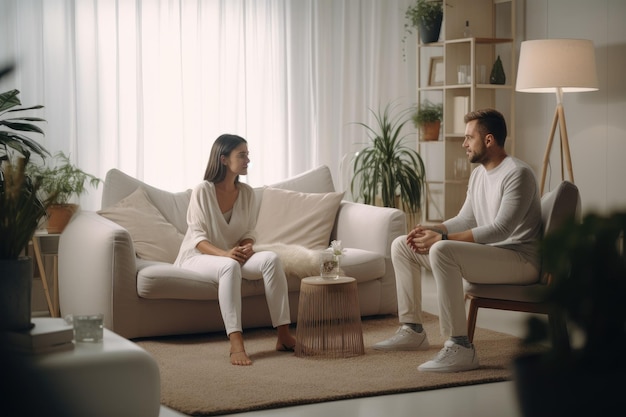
490;55;506;85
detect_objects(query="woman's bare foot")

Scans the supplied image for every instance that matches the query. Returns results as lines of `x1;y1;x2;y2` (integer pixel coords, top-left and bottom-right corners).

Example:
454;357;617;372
230;350;252;366
275;324;296;352
229;331;252;366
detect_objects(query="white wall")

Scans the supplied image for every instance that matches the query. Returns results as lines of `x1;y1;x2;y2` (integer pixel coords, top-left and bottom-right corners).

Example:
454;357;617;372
515;0;626;215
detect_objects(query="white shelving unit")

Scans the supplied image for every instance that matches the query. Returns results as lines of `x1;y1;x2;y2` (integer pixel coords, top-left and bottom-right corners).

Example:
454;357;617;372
417;0;516;222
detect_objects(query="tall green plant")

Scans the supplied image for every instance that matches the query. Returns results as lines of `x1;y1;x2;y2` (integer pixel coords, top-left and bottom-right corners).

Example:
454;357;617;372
351;103;426;216
0;89;50;260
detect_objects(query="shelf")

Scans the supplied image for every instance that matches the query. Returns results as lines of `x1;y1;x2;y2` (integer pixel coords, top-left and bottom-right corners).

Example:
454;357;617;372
446;37;514;44
476;84;513;89
419;84;514;91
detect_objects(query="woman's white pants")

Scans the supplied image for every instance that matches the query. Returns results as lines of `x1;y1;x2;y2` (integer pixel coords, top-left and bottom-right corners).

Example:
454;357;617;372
179;251;291;335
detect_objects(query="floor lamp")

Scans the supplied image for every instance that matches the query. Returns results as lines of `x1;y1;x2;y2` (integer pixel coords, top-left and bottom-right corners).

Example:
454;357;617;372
516;39;599;195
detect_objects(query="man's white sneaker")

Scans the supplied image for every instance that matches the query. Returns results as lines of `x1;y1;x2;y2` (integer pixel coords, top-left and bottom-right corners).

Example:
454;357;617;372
372;325;430;351
417;340;479;372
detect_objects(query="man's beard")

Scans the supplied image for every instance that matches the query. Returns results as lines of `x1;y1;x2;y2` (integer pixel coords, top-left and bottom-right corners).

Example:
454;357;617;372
469;148;485;164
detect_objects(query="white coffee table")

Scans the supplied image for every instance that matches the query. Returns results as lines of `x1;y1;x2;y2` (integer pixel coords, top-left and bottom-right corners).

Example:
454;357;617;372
29;320;161;417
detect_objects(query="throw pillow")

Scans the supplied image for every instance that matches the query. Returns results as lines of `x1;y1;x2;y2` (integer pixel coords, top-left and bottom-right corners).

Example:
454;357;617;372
98;187;185;263
255;187;344;249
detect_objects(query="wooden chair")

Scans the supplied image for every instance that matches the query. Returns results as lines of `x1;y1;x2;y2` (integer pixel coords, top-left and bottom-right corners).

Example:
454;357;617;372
465;181;580;342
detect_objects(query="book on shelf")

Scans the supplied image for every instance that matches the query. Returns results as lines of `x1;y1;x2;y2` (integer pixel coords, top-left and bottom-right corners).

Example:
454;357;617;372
453;96;470;134
1;317;74;354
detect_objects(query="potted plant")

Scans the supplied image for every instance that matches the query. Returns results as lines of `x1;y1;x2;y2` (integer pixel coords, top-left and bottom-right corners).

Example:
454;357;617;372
514;212;626;416
0;88;51;331
27;151;101;233
404;0;444;44
412;100;442;141
351;102;426;227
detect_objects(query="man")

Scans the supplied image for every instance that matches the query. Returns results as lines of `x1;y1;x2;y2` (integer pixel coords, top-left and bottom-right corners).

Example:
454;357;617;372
374;108;542;372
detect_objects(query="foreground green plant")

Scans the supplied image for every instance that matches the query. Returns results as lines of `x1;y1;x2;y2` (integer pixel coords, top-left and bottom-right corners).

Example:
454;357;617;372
525;212;626;369
0;89;50;260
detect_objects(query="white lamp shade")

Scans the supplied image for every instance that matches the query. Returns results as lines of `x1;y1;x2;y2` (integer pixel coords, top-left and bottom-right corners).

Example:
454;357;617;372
516;39;599;93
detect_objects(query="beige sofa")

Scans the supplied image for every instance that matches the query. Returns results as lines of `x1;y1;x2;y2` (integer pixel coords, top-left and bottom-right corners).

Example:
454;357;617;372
58;166;406;339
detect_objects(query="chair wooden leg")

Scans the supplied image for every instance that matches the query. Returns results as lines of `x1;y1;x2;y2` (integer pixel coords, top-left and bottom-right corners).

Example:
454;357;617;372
467;298;479;343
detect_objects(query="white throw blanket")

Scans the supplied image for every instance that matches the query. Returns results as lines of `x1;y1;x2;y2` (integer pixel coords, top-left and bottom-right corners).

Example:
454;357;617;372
254;243;324;278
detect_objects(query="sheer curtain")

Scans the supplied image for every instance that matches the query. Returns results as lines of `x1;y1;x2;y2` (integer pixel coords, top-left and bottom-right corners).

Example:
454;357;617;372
0;0;415;210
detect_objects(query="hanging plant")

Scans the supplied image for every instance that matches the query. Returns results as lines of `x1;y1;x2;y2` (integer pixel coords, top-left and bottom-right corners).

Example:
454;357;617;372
404;0;444;44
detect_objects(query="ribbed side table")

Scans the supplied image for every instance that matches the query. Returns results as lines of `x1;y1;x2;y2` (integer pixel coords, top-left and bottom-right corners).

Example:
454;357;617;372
295;276;364;358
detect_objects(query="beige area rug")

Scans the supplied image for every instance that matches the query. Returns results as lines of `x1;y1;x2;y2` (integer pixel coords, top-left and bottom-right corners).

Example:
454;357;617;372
136;313;524;416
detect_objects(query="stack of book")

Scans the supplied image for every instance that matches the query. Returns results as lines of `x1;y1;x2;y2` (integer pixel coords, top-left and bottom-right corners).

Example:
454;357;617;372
1;317;74;354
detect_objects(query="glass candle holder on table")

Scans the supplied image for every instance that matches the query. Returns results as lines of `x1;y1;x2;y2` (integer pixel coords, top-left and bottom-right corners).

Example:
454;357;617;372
65;313;104;343
319;251;341;280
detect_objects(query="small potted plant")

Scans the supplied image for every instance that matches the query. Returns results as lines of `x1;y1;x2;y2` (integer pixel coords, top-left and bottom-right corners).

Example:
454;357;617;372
412;101;442;141
404;0;444;44
514;212;626;416
0;88;51;330
27;151;101;233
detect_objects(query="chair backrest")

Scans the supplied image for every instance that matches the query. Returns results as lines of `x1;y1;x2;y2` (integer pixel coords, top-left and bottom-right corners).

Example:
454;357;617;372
541;181;581;236
539;180;581;283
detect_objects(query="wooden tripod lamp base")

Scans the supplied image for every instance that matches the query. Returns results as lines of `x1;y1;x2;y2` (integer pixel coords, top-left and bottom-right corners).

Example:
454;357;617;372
539;97;574;195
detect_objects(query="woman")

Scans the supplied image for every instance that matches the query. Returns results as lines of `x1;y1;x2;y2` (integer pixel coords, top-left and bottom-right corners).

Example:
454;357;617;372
174;134;296;366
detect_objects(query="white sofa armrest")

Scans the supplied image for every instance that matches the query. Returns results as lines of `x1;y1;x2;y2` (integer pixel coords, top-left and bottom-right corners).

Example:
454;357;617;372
58;210;137;330
332;201;407;257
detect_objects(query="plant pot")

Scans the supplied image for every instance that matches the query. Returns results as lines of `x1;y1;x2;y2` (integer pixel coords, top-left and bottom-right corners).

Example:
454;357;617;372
418;16;443;44
46;203;79;233
0;257;33;331
420;120;441;141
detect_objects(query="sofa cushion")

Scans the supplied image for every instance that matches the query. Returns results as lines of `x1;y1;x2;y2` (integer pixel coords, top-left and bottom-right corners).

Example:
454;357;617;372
268;165;336;193
98;187;184;263
137;261;218;300
255;187;344;250
102;168;191;234
136;247;385;300
253;165;336;216
137;260;276;300
339;248;386;283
